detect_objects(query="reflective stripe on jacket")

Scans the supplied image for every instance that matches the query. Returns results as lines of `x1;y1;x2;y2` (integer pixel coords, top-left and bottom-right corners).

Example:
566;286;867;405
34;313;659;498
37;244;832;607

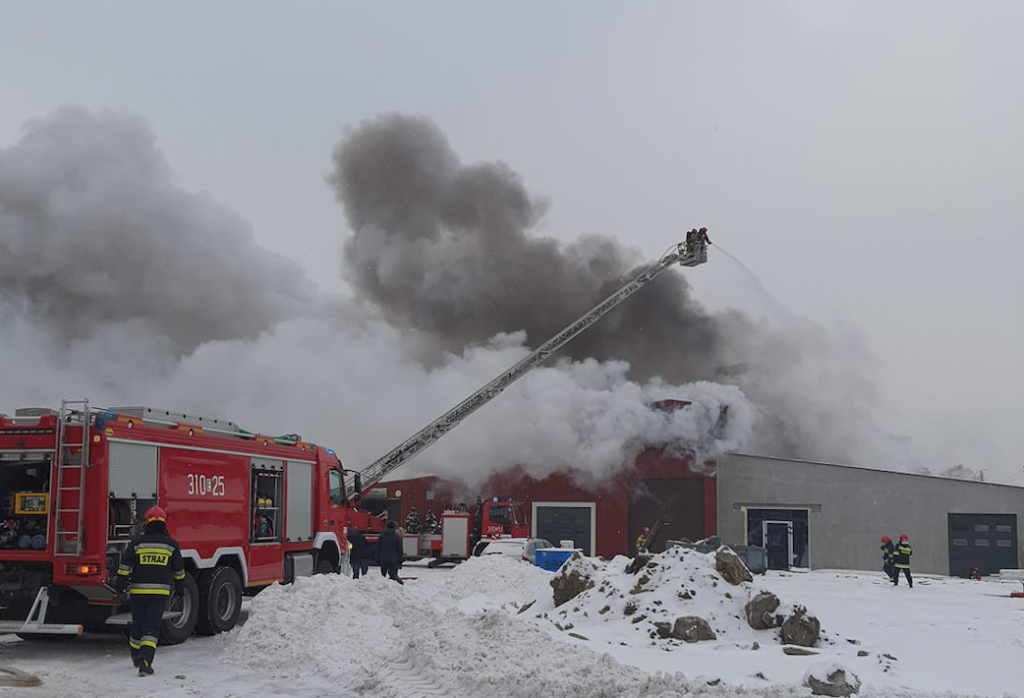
893;542;913;568
117;530;186;596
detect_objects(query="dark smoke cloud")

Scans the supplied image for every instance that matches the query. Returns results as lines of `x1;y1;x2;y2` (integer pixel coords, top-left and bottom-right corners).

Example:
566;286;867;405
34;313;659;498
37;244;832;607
328;113;724;382
327;112;916;468
0;106;317;355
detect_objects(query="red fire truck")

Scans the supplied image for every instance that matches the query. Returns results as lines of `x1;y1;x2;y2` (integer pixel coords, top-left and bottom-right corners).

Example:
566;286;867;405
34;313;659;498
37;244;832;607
413;497;530;566
0;233;710;644
0;403;388;643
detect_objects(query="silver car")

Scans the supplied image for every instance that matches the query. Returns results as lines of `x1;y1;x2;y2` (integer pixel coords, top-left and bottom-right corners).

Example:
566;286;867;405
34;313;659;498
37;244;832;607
472;537;554;565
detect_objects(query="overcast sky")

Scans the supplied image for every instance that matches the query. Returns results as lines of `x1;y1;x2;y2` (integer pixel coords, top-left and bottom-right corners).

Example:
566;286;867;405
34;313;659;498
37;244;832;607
2;2;1022;482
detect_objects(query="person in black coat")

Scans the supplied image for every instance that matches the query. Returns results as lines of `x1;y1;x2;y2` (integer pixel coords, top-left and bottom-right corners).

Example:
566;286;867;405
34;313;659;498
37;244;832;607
377;521;404;585
347;527;370;579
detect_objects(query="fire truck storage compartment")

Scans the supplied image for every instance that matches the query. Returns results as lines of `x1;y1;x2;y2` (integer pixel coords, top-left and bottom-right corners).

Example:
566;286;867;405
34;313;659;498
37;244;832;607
441;513;471;558
285;460;313;542
108;441;159;539
108;441;158;498
251;459;284;543
284;552;314;582
0;457;51;550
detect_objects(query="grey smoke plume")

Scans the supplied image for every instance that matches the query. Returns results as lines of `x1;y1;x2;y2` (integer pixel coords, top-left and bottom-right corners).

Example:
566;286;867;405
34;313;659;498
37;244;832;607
0;106;758;494
0;106;317;355
328;113;723;382
0;106;966;482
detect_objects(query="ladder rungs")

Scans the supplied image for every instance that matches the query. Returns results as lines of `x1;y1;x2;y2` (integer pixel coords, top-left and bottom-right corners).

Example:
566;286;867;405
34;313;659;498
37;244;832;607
54;398;89;548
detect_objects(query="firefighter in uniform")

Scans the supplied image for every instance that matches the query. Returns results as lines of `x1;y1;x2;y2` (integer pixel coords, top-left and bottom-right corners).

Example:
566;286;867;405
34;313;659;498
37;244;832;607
635;527;650;555
892;533;913;587
112;506;186;675
880;535;896;582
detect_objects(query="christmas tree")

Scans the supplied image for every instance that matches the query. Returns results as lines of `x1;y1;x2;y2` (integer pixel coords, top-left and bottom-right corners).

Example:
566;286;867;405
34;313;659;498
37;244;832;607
404;505;421;535
423;509;441;534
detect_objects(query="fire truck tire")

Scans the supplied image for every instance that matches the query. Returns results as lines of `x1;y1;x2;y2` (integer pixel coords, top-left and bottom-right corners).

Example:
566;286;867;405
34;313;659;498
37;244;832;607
159;572;199;646
195;566;243;636
315;557;335;574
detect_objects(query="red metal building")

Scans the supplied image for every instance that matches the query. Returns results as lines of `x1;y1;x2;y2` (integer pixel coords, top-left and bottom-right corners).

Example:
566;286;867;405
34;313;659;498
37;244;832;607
378;445;717;559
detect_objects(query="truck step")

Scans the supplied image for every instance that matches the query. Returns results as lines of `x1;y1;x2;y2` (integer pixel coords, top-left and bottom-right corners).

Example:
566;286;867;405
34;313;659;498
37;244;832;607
104;610;181;626
0;620;83;634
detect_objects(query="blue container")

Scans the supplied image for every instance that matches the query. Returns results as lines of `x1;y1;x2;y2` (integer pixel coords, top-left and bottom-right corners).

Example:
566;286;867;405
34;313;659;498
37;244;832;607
535;548;576;572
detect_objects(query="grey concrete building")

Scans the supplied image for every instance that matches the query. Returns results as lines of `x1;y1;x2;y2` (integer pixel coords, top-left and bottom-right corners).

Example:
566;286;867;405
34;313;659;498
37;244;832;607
717;453;1024;577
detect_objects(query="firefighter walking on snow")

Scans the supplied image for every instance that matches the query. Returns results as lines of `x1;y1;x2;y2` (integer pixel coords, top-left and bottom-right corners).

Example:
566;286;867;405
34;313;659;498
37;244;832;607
892;533;913;587
112;506;186;676
880;535;896;582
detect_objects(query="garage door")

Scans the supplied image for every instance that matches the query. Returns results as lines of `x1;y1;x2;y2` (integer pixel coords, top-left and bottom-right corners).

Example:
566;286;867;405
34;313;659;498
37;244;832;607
534;504;593;556
948;513;1018;577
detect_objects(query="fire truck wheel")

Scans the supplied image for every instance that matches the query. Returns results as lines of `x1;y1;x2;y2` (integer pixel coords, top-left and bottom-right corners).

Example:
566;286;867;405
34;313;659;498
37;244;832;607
315;557;336;574
195;566;243;636
159;572;199;646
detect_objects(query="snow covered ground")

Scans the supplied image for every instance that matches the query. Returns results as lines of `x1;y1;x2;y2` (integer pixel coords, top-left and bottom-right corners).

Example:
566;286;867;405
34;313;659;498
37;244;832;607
2;549;1023;698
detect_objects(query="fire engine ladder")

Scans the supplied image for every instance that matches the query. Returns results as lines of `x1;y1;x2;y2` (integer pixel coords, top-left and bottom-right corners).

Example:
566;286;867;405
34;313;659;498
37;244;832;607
54;398;91;557
350;233;710;494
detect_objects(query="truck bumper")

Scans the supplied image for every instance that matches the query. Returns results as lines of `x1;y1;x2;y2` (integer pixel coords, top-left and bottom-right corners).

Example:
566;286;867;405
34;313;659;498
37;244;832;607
0;587;83;636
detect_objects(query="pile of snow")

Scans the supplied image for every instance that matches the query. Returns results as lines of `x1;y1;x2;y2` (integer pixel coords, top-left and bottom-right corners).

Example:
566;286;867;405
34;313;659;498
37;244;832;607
224;553;849;697
224;558;706;698
428;554;554;613
526;546;824;650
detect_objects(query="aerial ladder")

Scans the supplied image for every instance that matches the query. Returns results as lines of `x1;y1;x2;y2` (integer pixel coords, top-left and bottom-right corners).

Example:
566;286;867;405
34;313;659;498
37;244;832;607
346;229;711;498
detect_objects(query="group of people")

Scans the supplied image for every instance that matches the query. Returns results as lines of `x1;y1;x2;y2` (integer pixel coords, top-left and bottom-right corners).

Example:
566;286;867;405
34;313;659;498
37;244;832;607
346;520;405;584
880;533;913;587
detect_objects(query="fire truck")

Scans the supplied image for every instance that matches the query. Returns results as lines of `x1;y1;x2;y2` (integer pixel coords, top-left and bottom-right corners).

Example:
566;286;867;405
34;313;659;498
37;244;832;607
0;232;709;643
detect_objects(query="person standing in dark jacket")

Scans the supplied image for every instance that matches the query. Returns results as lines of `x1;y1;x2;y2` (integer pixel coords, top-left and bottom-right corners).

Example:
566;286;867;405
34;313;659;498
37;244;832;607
377;521;404;585
347;527;370;579
880;535;896;582
112;506;185;676
892;533;913;587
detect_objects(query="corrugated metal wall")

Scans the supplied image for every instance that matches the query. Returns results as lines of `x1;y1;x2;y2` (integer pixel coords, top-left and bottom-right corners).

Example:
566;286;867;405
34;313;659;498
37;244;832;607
717;453;1024;575
378;447;717;558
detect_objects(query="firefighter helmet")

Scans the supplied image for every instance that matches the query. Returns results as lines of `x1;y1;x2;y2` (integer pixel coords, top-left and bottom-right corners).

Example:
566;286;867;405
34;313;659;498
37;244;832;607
144;506;167;524
642;526;650;534
881;535;890;543
898;533;908;542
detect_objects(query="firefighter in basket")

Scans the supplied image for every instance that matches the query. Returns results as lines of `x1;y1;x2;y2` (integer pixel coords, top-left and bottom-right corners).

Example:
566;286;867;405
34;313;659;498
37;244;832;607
111;506;186;676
